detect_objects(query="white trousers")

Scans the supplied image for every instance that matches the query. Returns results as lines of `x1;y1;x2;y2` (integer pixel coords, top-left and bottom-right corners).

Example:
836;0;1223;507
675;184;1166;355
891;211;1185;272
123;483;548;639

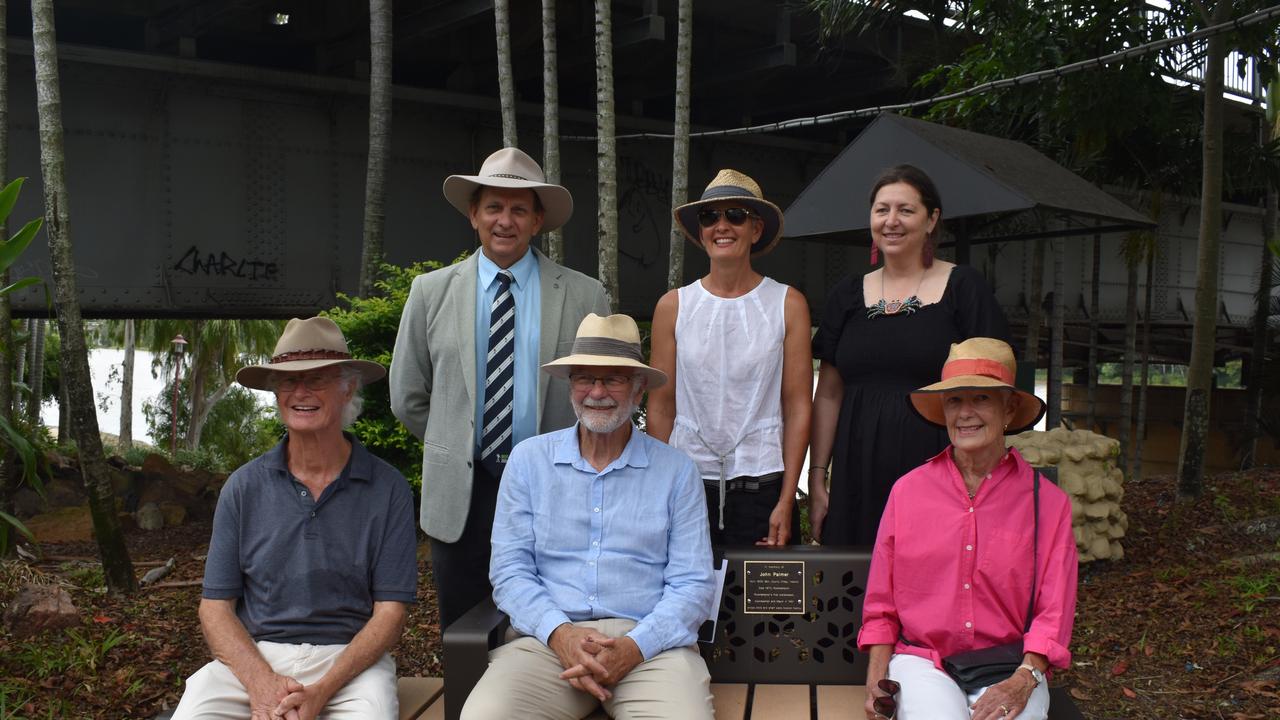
888;654;1050;720
171;641;398;719
461;618;714;720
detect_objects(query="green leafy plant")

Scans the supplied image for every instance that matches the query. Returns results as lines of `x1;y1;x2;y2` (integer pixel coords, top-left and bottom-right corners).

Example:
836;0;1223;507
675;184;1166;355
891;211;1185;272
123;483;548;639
325;257;464;492
0;178;47;556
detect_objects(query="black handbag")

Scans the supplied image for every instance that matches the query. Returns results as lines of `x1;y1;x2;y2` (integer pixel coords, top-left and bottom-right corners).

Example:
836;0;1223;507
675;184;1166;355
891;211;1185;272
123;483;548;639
939;470;1042;692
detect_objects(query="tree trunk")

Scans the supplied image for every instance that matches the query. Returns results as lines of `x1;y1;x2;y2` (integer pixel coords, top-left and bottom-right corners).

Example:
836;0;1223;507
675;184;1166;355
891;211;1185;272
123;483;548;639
1024;237;1046;371
57;382;69;442
0;0;12;521
594;0;619;311
495;0;518;148
31;0;136;593
183;321;206;451
117;319;134;451
14;319;27;408
1177;10;1229;499
26;318;44;427
1133;242;1156;483
358;0;392;297
541;0;563;263
667;0;693;291
1047;240;1063;430
1087;233;1100;429
1243;118;1276;470
189;382;231;452
1119;248;1138;477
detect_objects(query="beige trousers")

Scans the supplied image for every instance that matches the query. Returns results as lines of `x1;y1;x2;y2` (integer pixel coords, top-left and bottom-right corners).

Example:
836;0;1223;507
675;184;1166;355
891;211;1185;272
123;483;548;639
170;641;398;719
460;618;714;720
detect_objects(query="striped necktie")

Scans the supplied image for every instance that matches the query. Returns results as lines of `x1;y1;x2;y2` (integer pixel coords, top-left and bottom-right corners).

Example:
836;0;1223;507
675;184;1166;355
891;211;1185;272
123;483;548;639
480;270;515;477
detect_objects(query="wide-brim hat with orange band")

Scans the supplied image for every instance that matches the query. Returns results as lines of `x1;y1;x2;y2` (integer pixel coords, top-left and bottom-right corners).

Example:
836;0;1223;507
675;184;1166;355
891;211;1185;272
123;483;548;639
673;169;784;258
236;317;386;391
908;337;1046;435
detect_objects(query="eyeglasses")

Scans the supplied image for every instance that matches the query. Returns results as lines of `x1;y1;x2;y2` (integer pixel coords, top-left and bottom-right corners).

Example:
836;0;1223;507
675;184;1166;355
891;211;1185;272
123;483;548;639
873;678;901;719
568;373;632;390
273;373;341;392
697;207;757;227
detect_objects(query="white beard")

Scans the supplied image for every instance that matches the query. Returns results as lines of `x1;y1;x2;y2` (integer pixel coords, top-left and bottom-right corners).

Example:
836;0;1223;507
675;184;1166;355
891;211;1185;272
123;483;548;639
573;396;635;434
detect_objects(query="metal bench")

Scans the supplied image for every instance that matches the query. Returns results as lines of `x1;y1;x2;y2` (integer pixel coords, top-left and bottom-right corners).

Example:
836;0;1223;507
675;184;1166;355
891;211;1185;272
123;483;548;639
424;545;1084;720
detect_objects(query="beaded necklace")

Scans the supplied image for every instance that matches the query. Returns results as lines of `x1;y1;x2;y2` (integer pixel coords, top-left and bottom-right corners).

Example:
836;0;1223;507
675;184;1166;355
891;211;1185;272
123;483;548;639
866;268;927;319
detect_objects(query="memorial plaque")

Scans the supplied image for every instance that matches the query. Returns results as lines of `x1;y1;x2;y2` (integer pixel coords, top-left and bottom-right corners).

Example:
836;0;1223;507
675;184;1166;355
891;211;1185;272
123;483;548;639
742;560;805;614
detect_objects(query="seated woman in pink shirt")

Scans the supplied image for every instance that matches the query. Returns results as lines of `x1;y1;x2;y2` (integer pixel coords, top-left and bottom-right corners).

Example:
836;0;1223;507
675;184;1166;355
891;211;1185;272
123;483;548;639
859;338;1077;720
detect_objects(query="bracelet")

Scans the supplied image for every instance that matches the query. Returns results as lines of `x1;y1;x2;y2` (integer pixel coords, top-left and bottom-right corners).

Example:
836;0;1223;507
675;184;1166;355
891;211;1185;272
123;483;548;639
808;466;829;476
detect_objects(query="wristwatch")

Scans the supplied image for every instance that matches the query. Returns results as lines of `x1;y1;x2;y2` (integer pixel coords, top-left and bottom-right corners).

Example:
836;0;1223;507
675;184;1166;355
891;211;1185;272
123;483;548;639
1017;663;1045;685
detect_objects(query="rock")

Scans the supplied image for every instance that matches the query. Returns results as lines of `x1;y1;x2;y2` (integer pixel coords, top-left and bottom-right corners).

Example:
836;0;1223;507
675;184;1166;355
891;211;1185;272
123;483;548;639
4;584;79;638
25;506;96;543
11;487;45;518
136;502;165;531
141;453;178;477
45;477;87;508
1089;536;1112;560
159;502;188;527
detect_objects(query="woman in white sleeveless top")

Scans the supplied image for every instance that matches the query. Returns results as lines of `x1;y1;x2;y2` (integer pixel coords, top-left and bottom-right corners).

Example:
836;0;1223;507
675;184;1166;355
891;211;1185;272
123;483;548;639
648;169;812;546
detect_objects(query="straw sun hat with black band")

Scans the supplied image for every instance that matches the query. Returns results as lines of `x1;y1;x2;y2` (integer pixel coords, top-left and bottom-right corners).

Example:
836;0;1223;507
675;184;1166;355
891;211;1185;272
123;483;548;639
542;313;668;389
908;337;1046;435
673;169;785;258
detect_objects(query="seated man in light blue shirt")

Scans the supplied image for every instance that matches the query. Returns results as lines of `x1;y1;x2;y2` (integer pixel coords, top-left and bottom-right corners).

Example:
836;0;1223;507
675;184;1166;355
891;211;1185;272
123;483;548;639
461;313;716;720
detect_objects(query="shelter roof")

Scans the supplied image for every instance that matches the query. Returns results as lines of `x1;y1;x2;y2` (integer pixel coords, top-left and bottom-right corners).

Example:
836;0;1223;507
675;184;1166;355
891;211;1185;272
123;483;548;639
784;113;1156;244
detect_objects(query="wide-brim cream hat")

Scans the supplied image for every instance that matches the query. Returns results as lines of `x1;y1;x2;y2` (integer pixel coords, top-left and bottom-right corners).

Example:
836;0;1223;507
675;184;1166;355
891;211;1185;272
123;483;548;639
908;337;1046;435
236;317;386;391
442;147;573;232
673;169;785;258
542;313;668;389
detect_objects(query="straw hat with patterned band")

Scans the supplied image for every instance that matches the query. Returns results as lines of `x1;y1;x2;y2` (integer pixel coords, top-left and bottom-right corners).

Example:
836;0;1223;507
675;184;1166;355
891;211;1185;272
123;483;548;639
236;317;386;391
542;313;668;389
673;169;785;258
441;147;574;233
908;337;1046;435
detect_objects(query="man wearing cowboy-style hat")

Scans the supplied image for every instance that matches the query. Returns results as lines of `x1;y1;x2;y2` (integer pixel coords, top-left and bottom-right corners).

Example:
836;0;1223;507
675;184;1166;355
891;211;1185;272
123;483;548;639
173;317;417;720
390;147;609;630
461;314;716;720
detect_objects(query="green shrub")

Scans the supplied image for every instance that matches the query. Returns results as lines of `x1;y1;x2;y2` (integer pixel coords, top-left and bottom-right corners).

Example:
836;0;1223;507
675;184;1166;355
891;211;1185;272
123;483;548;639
325;257;466;493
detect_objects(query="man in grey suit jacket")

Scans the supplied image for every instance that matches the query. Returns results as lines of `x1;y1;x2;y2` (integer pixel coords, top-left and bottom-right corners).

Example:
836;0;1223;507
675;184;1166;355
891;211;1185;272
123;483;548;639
390;147;609;629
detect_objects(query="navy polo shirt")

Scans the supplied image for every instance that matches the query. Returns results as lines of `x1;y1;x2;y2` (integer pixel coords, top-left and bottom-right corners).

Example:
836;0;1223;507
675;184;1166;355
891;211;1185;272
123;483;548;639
202;434;418;645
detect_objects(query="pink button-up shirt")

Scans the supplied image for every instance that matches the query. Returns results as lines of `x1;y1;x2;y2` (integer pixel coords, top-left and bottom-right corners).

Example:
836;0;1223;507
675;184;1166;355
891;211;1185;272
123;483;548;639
857;446;1078;671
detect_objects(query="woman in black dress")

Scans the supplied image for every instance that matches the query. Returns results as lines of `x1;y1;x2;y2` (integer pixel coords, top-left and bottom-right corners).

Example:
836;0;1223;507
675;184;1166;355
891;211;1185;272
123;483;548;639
807;165;1010;546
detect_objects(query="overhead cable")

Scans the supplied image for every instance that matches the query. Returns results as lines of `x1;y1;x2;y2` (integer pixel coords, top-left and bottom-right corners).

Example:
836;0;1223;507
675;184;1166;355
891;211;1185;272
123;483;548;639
562;3;1280;142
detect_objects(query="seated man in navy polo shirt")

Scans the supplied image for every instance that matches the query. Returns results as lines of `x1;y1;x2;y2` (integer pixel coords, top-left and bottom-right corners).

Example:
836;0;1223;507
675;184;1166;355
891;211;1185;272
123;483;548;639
461;314;716;720
172;318;417;720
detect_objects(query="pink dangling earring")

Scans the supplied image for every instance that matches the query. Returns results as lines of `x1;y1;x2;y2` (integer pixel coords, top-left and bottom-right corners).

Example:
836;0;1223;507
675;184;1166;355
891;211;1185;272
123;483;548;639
870;240;879;265
922;237;934;268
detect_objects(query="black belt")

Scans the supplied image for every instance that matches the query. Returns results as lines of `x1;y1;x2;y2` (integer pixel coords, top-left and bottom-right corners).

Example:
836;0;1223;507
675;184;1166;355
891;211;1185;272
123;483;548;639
704;472;782;494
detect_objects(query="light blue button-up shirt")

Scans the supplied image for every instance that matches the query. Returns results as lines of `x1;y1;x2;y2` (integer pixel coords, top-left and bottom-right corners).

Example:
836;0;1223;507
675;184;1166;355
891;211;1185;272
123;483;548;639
490;424;715;660
475;249;541;451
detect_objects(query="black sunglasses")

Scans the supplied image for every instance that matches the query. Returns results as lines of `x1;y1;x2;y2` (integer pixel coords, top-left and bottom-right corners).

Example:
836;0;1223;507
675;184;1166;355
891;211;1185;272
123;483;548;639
873;678;900;719
697;207;757;227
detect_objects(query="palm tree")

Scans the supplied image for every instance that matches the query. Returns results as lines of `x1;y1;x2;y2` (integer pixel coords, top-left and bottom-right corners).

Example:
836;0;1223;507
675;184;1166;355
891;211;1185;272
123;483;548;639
25;318;44;427
120;319;281;452
31;0;135;593
495;0;518;148
1176;0;1233;499
667;0;693;291
1133;241;1157;481
0;0;13;522
595;0;619;311
359;0;393;298
1243;98;1278;469
541;0;563;263
1086;233;1100;428
117;319;134;451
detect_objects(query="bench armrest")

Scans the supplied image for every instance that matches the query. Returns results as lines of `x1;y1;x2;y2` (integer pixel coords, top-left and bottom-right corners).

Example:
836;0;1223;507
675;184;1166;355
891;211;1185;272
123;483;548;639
441;597;510;720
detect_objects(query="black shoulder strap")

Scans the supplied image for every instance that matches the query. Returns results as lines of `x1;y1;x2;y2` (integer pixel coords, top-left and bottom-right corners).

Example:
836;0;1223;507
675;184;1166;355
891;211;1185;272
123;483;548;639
1023;470;1040;634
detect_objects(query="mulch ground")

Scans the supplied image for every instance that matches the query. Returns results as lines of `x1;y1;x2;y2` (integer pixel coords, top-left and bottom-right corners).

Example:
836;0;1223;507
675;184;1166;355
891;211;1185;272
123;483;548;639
1;467;1278;719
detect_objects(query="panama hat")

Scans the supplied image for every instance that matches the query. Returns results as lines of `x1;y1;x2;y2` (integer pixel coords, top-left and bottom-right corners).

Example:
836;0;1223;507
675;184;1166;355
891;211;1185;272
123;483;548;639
908;337;1046;435
673;169;785;258
542;314;668;389
235;317;386;391
442;147;574;232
